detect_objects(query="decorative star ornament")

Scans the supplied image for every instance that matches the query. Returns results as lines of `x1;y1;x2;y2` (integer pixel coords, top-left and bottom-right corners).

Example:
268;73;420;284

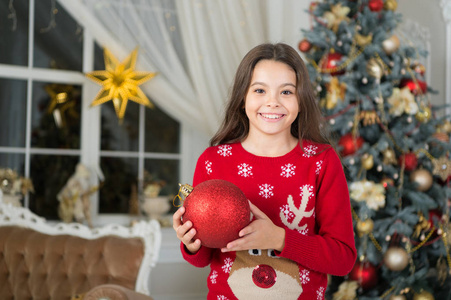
86;48;157;122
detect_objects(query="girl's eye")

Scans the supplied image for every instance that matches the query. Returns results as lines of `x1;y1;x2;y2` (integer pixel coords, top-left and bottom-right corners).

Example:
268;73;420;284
254;88;265;94
282;90;293;95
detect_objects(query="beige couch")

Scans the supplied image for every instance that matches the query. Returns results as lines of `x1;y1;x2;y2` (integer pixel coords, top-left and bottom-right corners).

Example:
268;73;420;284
0;199;161;300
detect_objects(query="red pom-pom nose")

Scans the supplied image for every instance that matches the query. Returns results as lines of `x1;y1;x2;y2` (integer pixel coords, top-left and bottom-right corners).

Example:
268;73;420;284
252;264;277;289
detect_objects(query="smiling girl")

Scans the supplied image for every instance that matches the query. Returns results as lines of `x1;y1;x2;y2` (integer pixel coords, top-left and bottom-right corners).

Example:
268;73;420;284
173;43;356;300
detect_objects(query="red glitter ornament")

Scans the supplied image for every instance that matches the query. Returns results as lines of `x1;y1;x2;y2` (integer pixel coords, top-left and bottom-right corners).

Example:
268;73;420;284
398;153;418;171
320;52;345;76
400;78;427;95
368;0;384;12
348;260;379;290
183;179;251;248
338;133;364;156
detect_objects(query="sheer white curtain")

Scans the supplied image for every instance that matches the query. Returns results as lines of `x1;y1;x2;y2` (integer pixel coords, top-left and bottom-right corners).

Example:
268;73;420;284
57;0;268;137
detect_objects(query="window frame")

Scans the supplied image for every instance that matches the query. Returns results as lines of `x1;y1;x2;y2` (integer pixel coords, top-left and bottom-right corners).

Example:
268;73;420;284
0;0;194;225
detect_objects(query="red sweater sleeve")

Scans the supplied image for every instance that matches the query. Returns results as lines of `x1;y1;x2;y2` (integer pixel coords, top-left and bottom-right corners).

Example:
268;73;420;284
180;150;214;267
278;148;357;276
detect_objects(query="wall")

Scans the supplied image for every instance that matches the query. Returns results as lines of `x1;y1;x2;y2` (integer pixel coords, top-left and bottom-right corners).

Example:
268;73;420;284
397;0;447;107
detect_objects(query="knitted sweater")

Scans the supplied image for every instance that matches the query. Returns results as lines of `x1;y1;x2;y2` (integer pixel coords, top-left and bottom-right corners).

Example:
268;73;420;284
181;141;357;300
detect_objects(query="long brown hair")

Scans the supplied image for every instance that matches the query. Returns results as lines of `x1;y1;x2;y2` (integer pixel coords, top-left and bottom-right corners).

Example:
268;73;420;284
210;43;331;148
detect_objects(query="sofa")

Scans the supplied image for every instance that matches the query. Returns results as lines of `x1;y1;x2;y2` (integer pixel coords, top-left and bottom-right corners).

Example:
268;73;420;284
0;199;161;300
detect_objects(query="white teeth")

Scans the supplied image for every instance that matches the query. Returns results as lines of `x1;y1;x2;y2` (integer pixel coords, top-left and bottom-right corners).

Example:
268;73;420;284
261;113;282;119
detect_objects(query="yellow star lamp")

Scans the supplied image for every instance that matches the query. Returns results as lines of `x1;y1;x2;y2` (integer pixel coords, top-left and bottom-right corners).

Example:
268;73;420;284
86;48;157;122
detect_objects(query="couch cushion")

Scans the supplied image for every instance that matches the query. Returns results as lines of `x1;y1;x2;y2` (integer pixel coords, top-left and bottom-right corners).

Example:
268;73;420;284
0;226;144;300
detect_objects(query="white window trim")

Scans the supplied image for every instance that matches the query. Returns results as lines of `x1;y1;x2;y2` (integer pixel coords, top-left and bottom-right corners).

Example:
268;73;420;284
0;0;208;226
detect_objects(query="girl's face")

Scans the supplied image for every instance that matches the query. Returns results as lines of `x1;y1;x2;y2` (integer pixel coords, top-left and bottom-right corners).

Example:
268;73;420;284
244;59;299;140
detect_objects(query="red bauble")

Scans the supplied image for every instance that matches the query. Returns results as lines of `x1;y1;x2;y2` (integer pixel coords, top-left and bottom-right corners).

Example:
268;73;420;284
348;261;379;290
398;153;418;171
368;0;384;12
400;78;427;95
338;133;364;156
183;179;251;248
320;52;345;76
428;209;443;229
298;39;312;53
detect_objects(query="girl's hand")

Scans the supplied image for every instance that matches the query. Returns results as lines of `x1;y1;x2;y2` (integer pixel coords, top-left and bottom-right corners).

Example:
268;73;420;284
173;206;202;254
221;201;285;253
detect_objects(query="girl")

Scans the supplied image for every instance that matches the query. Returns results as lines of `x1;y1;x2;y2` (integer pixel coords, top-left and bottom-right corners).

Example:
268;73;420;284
173;43;356;300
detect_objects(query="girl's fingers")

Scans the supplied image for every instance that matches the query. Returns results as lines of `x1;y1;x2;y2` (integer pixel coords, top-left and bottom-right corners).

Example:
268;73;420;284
172;206;185;229
248;201;267;219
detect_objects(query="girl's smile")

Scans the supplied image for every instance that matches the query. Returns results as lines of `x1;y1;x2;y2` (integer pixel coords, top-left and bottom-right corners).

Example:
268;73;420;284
259;113;286;121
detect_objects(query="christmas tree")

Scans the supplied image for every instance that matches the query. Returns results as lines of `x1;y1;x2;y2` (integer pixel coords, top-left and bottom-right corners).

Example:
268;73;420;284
299;1;451;299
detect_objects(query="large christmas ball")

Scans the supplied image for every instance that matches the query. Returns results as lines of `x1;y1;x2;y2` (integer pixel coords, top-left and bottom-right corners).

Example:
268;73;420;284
320;52;345;76
183;179;251;248
413;290;434;300
368;0;384;12
410;169;433;192
384;246;409;271
398;153;418;171
400;78;427;95
339;133;364;156
348;261;378;290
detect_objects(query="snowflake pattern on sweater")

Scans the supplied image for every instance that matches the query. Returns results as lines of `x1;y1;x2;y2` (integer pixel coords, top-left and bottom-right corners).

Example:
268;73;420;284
181;141;357;300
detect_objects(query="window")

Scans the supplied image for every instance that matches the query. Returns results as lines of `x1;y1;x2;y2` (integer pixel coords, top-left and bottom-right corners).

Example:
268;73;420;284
0;0;181;223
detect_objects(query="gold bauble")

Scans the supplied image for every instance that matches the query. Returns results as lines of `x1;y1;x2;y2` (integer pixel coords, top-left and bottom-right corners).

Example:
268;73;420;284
361;153;374;170
382;35;400;55
383;148;398;165
356;218;374;237
384;0;398;11
410;169;433;192
413;290;434;300
366;58;384;79
415;107;432;123
384;247;409;271
389;295;407;300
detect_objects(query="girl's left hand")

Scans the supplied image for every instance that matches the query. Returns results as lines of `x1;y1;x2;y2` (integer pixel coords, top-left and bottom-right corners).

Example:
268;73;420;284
221;201;285;253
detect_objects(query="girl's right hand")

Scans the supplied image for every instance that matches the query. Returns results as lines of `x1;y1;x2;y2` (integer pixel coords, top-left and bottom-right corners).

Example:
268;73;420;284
172;206;202;254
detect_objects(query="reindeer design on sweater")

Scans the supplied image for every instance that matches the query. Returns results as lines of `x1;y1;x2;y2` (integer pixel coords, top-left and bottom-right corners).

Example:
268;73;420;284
227;189;315;299
228;249;302;299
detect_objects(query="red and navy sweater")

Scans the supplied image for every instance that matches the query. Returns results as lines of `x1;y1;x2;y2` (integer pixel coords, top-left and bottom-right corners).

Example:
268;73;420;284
181;141;356;300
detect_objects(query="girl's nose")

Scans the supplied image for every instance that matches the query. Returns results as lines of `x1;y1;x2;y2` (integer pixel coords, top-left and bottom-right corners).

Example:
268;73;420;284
265;94;280;107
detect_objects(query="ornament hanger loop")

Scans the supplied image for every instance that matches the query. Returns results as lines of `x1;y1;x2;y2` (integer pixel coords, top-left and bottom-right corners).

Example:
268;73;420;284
172;183;193;207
